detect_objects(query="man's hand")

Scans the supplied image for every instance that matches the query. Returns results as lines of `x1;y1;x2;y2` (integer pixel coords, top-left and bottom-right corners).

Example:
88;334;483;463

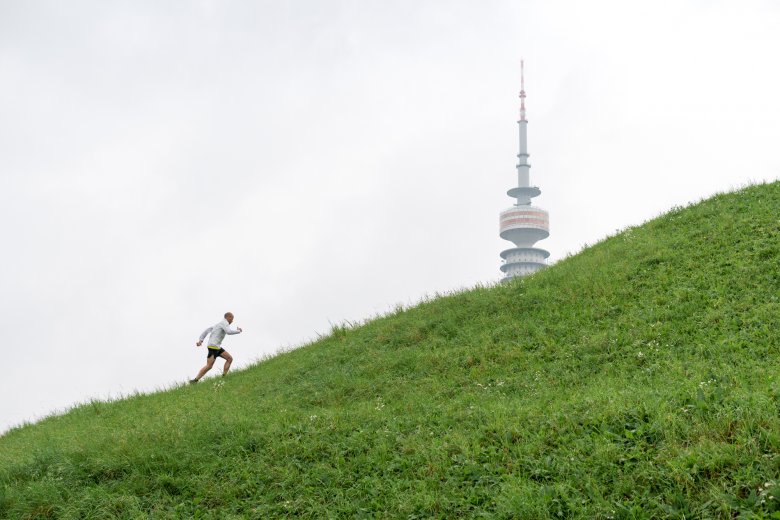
237;327;243;333
196;340;203;347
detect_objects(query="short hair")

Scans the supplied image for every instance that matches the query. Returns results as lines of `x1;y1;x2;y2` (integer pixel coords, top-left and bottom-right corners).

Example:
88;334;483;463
224;312;233;319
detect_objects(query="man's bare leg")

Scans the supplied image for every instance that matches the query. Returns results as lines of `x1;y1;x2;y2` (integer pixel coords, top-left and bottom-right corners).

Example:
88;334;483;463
193;357;216;382
220;351;233;376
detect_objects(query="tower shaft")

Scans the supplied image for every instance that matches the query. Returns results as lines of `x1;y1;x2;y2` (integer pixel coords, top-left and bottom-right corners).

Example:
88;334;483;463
516;118;531;202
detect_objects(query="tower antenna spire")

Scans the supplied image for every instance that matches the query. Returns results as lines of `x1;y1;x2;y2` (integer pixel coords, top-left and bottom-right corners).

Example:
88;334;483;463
519;59;526;122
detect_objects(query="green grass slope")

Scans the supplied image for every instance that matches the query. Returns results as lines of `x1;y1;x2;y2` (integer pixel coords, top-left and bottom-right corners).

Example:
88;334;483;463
3;182;780;519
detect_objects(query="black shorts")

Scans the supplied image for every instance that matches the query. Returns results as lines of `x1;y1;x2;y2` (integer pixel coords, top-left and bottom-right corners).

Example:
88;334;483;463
207;347;226;359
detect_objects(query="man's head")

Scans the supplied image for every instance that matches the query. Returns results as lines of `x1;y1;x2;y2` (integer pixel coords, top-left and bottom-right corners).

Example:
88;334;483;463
224;312;234;324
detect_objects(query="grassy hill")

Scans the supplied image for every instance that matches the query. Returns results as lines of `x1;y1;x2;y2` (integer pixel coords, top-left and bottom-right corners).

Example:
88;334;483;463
3;182;780;519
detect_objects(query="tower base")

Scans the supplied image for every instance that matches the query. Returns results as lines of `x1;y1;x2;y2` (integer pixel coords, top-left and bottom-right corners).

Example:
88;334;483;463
500;247;549;280
501;262;545;281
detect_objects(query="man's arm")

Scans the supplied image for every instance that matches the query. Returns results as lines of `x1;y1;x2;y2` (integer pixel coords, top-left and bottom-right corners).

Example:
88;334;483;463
226;326;242;335
196;327;213;346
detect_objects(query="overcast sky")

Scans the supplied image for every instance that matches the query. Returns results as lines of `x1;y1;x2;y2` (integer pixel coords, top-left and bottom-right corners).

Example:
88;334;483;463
2;0;779;433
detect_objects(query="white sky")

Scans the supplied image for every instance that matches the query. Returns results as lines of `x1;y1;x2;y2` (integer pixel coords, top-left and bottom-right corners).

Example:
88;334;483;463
2;0;779;433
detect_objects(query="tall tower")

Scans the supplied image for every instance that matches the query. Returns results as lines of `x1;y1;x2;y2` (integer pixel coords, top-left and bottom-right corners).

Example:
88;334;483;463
499;61;550;280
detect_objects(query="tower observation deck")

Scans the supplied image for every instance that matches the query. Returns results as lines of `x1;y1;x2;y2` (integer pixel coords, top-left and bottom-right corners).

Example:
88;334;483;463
500;61;550;280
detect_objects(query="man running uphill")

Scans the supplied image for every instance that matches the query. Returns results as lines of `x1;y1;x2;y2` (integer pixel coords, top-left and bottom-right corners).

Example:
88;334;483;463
190;312;243;383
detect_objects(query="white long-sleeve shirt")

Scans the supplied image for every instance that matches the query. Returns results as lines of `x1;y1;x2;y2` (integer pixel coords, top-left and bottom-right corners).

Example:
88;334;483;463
199;319;241;348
